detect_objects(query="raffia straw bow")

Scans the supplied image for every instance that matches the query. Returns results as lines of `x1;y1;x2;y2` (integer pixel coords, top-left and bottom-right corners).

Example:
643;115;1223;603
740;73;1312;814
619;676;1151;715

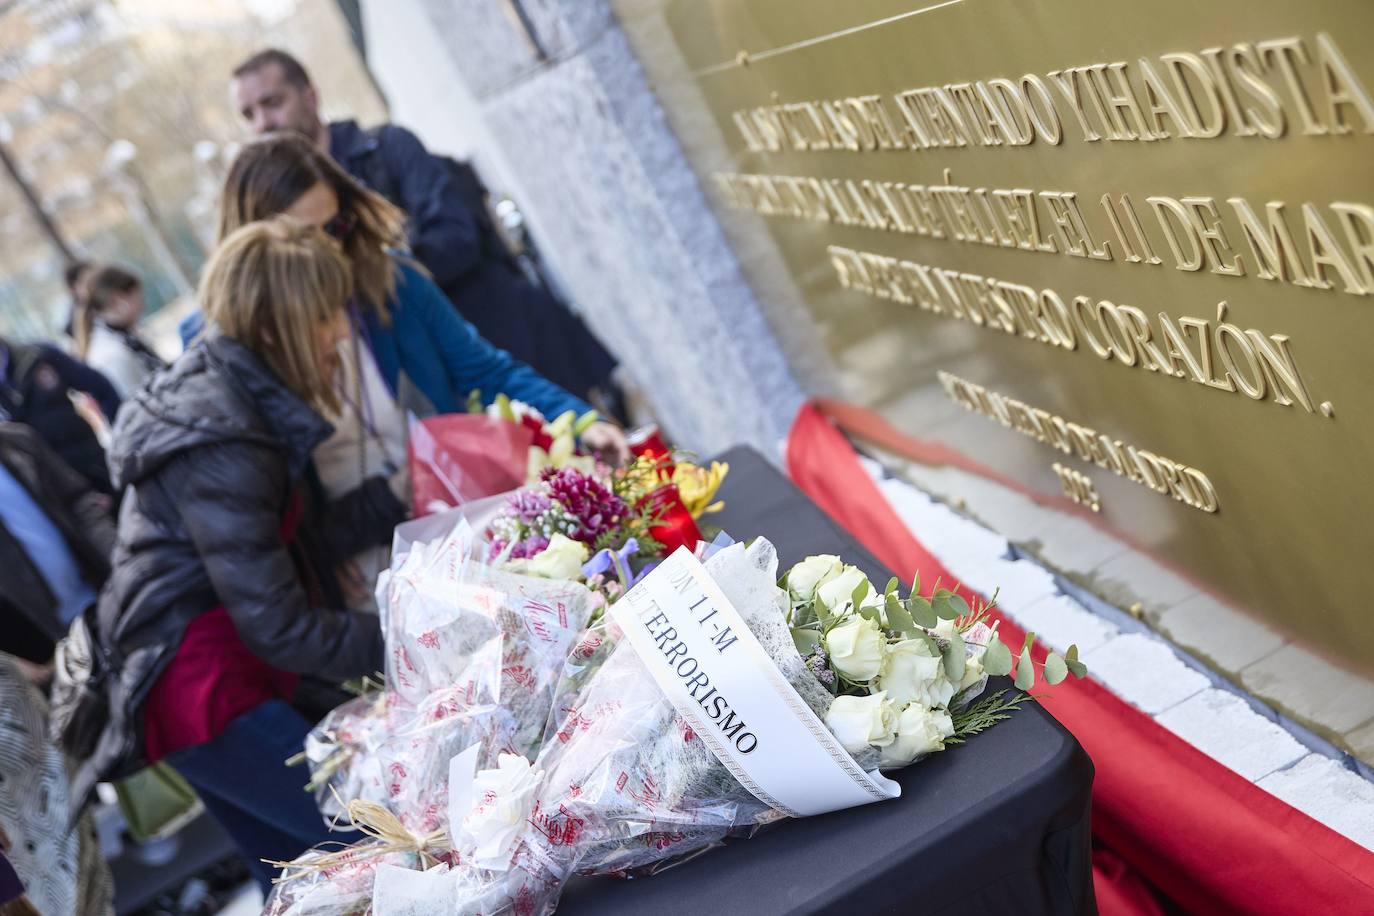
265;789;449;884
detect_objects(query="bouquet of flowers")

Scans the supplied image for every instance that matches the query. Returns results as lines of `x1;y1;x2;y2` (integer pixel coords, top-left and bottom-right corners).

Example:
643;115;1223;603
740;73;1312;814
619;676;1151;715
366;539;1085;915
484;455;728;588
277;517;596;875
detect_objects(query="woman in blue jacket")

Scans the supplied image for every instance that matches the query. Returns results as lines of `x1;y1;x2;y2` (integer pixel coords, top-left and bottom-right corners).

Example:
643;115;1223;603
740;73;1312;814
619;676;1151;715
210;132;629;606
215;132;627;446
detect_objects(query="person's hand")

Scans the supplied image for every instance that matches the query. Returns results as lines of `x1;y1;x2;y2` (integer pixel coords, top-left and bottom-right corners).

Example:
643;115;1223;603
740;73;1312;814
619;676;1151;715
337;559;372;609
581;420;632;467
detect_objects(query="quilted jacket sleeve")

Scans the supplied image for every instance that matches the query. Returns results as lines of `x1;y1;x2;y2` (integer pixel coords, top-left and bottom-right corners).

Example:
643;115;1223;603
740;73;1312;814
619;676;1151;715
159;442;383;680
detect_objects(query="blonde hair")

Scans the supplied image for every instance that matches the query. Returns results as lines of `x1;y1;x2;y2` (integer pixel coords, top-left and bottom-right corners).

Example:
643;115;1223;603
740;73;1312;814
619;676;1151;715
218;131;403;317
73;263;140;359
200;216;351;413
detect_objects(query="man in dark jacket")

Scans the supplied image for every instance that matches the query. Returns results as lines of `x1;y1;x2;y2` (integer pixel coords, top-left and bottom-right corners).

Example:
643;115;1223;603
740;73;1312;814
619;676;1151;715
0;336;121;493
229;48;622;413
0;423;114;669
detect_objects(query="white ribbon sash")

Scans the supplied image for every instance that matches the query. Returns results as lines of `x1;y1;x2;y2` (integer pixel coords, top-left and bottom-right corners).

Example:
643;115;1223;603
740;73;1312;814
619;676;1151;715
610;548;900;817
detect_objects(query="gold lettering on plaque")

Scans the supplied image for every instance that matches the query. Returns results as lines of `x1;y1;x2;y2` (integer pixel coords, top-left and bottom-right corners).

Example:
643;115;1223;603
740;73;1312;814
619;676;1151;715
939;372;1219;513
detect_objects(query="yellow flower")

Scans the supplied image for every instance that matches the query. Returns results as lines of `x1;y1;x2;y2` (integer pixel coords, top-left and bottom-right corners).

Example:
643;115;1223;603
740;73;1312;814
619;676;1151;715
670;461;728;518
616;455;665;503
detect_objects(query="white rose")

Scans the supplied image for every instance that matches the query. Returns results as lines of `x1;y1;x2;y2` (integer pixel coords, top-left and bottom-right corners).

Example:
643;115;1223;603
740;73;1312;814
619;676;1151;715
878;638;945;706
510;533;589;580
786;554;843;603
458;754;541;870
825;615;886;682
815;565;880;617
879;703;955;768
824;692;897;754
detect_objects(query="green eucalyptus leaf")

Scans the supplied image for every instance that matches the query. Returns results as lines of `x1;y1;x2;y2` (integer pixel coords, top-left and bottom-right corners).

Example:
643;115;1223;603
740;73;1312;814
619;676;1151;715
1044;651;1068;685
910;572;920;596
885;576;899;596
851;581;871;615
857;604;881;623
886;596;917;635
906;596;937;629
984;636;1013;676
934;594;960;620
1064;644;1088;678
1014;647;1036;691
947;593;971;618
813;595;831;623
943;632;966;681
792;628;822;657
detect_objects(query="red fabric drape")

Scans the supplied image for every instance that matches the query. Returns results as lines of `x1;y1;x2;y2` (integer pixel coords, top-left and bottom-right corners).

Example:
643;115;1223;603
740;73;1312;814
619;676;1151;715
786;402;1374;915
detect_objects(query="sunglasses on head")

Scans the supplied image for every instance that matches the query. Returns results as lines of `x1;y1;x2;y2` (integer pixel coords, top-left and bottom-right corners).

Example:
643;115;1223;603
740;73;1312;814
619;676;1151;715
322;210;357;241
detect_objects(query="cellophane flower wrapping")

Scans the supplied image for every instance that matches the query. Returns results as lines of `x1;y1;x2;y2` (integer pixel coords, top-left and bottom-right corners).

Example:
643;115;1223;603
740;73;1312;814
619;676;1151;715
377;538;861;915
297;512;595;837
264;845;424;915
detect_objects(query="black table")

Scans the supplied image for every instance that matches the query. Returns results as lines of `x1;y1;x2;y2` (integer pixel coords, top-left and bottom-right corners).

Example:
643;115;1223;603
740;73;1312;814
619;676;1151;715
559;446;1095;915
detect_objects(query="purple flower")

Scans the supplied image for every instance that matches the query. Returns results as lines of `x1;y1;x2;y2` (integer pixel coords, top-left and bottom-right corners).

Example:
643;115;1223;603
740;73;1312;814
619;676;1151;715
541;468;628;544
509;535;550;559
507;489;555;524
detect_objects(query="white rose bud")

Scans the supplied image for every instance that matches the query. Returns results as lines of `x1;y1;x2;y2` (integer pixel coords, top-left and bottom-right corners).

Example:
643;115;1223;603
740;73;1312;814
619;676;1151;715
824;692;897;754
825;615;886;682
878;638;944;706
958;654;985;694
786;554;844;603
815;565;880;617
879;703;955;768
458;754;542;871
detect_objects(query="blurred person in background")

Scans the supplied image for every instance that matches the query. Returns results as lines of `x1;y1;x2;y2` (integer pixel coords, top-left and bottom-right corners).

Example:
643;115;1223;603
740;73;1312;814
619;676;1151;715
61;260;93;340
229;48;625;417
0;336;120;494
0;422;114;676
61;218;402;892
209;132;629;607
72;264;167;399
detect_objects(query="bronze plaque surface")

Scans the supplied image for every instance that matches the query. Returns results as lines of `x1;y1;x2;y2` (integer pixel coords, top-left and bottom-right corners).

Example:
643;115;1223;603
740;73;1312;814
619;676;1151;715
618;0;1374;672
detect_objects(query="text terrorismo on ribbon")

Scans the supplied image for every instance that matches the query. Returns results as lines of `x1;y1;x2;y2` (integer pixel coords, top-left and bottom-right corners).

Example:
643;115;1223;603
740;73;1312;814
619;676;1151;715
633;562;758;755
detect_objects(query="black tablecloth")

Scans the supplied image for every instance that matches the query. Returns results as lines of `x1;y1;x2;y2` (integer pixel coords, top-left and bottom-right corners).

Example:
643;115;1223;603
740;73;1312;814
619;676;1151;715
558;446;1095;915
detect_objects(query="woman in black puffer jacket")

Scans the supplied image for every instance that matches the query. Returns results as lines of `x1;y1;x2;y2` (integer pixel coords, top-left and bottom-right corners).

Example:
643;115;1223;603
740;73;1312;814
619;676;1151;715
63;218;407;891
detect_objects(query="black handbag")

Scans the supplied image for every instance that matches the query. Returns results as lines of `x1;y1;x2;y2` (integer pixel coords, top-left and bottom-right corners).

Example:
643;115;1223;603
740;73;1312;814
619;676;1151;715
48;604;110;760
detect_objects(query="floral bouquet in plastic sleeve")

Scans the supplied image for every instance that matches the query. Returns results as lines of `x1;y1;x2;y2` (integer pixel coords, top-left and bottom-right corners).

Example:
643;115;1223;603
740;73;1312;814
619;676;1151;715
293;511;596;835
374;537;1086;915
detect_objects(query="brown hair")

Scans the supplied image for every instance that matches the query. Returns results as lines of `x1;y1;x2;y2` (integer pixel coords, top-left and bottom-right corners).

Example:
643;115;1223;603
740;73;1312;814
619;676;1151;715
73;264;141;358
232;48;311;88
218;131;402;317
201;217;352;413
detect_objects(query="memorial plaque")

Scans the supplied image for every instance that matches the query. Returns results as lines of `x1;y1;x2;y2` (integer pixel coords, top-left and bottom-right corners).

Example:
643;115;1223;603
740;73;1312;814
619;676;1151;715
613;0;1374;674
